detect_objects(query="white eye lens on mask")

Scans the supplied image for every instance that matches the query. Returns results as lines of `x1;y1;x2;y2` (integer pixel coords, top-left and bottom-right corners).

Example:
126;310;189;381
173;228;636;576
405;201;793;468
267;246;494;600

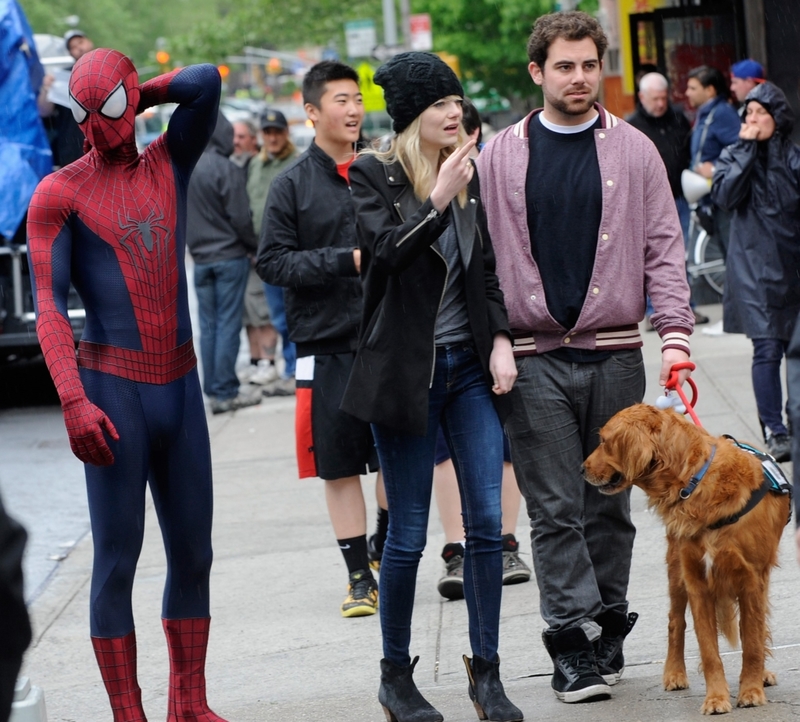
100;83;128;119
69;93;88;124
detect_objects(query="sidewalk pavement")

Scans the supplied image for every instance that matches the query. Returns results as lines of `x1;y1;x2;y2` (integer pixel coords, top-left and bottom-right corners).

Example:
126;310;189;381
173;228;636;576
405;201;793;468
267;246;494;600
21;304;800;722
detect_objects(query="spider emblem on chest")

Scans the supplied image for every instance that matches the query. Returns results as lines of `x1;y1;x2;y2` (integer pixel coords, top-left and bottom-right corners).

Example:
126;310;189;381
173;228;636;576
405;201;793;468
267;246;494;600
116;207;171;265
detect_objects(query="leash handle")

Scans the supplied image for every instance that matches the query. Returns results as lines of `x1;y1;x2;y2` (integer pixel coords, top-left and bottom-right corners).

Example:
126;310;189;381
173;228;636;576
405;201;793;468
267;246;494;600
664;361;701;426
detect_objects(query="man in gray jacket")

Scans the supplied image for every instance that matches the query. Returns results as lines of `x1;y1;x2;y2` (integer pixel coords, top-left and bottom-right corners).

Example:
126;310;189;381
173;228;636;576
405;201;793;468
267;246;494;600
477;11;693;705
187;112;260;413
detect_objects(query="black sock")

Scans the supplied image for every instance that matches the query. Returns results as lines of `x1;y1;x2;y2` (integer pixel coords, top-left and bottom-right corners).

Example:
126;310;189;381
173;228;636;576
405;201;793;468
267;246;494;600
373;507;389;554
337;535;371;575
250;357;260;366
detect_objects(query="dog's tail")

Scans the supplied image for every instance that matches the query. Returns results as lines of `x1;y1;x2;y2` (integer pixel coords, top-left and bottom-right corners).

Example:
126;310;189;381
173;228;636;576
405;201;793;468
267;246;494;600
717;596;739;648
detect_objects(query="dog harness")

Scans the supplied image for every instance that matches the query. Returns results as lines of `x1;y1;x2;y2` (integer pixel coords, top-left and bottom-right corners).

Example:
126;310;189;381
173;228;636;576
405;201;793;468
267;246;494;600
678;438;792;529
707;436;793;530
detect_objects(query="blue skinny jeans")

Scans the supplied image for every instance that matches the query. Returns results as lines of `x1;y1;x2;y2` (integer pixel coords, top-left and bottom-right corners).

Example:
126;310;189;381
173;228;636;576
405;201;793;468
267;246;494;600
372;343;504;666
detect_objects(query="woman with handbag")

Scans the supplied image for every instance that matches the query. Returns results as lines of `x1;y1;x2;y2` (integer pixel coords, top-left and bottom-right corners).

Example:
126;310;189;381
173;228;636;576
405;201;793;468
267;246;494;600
340;52;523;722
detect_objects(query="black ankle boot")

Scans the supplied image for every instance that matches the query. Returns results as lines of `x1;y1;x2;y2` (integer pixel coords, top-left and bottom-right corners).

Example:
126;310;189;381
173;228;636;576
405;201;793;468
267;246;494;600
593;610;638;685
542;627;611;703
463;655;524;722
378;656;443;722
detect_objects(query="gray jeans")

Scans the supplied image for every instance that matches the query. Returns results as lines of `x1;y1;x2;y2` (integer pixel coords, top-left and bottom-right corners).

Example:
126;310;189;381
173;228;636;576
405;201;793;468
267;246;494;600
506;349;646;633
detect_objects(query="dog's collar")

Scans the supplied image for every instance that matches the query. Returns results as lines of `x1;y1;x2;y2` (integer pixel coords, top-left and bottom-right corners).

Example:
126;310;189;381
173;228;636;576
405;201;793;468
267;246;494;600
679;444;716;499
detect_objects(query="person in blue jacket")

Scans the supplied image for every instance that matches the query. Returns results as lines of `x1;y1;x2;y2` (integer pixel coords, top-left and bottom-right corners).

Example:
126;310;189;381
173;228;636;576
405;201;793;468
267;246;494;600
685;65;741;263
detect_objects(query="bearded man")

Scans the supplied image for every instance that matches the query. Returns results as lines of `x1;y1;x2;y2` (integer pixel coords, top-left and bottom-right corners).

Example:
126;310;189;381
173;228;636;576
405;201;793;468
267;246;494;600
477;11;693;704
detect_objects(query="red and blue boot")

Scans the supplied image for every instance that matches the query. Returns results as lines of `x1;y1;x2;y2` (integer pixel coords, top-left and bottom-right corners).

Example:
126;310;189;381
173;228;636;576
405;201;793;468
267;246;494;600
92;630;148;721
162;618;227;722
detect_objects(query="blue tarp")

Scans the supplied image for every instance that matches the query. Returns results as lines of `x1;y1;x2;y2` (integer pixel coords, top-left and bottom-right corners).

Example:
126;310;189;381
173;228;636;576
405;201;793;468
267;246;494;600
0;0;53;241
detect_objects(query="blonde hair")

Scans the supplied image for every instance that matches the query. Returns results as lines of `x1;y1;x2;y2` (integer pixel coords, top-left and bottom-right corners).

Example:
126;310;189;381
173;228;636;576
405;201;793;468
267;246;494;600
365;112;468;208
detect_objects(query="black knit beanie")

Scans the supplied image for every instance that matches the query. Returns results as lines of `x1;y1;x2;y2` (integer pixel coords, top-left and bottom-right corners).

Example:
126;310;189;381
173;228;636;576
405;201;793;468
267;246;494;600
374;52;464;133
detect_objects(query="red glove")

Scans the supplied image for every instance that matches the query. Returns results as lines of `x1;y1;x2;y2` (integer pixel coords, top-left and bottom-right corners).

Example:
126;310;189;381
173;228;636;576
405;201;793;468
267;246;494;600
62;397;120;466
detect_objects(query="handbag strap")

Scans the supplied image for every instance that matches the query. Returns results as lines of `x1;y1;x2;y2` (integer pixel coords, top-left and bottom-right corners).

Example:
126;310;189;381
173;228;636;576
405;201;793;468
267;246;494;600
693;104;718;167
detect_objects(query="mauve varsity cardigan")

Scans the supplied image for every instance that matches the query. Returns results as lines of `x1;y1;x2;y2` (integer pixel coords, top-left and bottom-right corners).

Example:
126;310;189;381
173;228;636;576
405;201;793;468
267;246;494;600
476;104;693;357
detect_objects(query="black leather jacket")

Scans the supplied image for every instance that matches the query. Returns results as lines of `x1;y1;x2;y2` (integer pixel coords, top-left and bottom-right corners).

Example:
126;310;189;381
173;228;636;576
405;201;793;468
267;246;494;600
340;154;512;435
256;141;362;356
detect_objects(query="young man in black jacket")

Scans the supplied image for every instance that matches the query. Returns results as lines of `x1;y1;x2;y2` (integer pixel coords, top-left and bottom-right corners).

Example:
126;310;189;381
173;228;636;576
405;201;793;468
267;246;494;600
257;61;383;618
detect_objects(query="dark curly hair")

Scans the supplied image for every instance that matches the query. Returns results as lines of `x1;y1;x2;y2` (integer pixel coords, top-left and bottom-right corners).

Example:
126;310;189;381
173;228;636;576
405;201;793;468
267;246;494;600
527;11;608;69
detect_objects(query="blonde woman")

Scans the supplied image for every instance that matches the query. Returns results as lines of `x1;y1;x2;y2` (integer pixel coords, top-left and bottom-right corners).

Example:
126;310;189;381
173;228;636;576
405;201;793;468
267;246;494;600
341;52;522;722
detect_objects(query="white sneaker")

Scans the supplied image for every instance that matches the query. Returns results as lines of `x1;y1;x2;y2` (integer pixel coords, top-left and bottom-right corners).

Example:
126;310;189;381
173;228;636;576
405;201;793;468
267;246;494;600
701;320;726;337
246;359;280;386
262;376;296;397
237;364;257;383
210;388;261;414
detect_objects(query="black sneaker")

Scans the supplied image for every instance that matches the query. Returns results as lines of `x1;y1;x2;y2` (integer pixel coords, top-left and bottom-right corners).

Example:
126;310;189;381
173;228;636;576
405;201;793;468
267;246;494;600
542;627;611;703
501;533;532;585
594;610;638;685
437;543;464;600
767;433;791;463
367;533;382;573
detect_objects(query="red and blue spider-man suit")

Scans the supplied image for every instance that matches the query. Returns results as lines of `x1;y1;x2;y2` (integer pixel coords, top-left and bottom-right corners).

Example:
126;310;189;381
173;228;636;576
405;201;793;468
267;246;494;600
27;49;227;722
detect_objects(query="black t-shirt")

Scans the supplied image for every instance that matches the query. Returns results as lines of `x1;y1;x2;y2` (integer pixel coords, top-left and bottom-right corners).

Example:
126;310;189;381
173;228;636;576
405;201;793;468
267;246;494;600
526;113;603;331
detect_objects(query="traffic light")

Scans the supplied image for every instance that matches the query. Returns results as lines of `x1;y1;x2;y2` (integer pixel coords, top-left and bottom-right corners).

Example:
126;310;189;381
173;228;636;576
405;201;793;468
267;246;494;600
156;50;170;66
267;57;281;74
217;65;230;80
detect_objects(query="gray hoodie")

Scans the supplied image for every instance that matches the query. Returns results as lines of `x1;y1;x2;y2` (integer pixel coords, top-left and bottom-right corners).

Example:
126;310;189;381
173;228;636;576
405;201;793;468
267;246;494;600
186;111;257;264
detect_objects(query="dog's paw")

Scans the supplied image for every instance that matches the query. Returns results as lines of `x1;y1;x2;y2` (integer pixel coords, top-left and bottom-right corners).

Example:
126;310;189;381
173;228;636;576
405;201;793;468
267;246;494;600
701;694;733;715
737;686;767;708
663;669;689;691
763;669;777;687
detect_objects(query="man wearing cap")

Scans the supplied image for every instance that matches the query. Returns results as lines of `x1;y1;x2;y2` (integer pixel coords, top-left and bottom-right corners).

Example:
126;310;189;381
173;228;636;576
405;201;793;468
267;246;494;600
64;29;94;61
38;30;94;167
246;109;299;395
731;59;766;106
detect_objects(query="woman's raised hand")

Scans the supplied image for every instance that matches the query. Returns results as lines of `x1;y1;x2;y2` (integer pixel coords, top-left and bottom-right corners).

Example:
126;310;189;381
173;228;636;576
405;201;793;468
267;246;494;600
430;139;477;212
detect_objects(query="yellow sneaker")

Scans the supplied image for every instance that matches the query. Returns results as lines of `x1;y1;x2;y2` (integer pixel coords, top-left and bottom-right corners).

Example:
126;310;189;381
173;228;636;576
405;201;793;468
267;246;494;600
341;570;378;618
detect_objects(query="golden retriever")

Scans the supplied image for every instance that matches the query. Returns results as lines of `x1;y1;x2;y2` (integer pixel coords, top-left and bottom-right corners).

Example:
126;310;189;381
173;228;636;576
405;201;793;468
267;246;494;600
582;404;790;715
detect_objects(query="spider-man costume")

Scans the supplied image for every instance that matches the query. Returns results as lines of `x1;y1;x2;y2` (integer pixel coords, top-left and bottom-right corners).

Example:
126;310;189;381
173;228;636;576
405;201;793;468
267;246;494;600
27;49;227;722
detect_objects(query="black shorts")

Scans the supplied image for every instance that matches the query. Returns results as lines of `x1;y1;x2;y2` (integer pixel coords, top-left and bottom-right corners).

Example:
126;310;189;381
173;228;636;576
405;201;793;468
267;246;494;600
295;351;379;480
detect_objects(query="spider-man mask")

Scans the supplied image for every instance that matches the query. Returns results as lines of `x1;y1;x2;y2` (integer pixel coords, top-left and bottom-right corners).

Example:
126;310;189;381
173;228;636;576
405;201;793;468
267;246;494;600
69;49;141;154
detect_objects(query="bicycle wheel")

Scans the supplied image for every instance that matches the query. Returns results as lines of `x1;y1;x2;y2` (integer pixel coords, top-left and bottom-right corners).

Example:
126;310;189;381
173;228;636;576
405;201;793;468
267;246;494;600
693;230;726;295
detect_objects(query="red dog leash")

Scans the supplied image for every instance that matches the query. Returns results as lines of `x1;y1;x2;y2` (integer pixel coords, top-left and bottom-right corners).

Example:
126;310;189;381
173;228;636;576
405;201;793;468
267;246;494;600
664;361;702;426
663;361;702;427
